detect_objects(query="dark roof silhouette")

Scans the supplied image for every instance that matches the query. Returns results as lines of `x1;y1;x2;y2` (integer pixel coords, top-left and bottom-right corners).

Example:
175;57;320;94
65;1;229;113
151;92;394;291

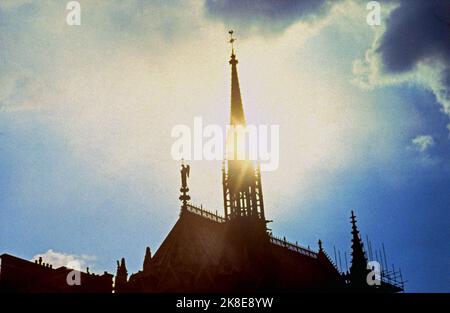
122;205;343;292
0;253;113;293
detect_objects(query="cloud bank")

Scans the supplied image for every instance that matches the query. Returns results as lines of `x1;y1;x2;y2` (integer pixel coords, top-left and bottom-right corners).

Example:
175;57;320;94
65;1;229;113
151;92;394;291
204;0;339;34
353;0;450;130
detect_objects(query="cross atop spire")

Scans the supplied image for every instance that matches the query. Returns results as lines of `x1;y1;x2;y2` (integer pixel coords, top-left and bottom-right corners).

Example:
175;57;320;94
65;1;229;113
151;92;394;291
228;30;236;58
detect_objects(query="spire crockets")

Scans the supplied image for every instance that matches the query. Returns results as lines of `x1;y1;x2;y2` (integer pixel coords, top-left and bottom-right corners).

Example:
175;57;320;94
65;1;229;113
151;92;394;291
349;211;369;287
222;30;266;229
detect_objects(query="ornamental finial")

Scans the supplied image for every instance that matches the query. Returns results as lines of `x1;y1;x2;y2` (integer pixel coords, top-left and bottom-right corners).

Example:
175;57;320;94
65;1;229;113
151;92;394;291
228;30;236;56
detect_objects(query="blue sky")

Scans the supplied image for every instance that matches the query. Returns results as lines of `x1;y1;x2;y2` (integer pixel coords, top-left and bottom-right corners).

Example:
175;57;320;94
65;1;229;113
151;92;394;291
0;0;449;292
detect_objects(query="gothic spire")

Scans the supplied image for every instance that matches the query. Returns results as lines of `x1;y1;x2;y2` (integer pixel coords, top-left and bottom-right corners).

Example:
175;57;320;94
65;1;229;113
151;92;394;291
228;30;246;126
349;211;369;287
222;30;266;227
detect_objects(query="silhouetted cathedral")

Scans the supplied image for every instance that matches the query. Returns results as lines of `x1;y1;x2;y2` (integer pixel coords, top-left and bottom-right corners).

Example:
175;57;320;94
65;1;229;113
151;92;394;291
115;32;404;293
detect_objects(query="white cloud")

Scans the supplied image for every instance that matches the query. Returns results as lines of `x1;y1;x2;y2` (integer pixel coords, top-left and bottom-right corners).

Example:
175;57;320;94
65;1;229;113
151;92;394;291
32;249;96;271
412;135;434;152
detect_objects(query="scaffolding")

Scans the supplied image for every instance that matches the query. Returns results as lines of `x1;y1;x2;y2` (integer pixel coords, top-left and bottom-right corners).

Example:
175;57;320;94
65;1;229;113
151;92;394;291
380;265;405;291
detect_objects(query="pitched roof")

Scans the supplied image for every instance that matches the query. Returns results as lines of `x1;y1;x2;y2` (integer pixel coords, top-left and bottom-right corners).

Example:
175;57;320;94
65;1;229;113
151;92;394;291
127;205;344;292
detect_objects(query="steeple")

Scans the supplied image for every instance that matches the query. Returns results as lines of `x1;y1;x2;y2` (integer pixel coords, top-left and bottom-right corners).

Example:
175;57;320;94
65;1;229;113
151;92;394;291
222;30;266;232
349;211;369;288
228;30;246;126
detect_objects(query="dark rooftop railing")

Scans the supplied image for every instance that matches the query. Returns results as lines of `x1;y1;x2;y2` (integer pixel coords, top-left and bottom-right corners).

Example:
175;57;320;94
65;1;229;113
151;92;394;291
269;235;317;259
186;203;317;259
186;204;226;223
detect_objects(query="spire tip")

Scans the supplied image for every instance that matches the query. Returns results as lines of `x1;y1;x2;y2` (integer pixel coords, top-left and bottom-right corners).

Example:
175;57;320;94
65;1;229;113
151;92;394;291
228;29;237;58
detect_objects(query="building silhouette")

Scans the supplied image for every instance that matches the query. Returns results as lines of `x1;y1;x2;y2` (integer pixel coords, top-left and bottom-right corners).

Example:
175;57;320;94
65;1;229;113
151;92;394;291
116;32;404;293
0;253;113;293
